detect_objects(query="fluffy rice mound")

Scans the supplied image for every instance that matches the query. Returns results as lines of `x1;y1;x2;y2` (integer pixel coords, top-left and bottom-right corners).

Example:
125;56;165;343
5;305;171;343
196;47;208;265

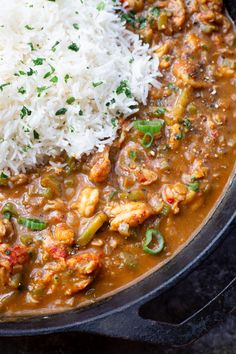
0;0;159;174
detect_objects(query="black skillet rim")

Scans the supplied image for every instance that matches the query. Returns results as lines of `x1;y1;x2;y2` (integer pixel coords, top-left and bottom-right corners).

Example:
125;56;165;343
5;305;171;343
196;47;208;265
0;0;235;336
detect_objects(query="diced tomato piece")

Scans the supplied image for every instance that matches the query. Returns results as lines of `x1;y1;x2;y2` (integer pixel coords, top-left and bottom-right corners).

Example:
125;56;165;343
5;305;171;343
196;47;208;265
7;245;29;266
167;198;175;204
48;244;67;260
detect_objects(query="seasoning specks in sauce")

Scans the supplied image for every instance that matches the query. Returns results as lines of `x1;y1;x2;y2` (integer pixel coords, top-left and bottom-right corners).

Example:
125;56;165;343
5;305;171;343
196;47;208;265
0;0;235;315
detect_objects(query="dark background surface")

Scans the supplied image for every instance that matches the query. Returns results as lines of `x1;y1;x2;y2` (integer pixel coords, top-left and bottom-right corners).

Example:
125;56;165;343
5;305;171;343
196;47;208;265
0;225;235;353
0;1;235;352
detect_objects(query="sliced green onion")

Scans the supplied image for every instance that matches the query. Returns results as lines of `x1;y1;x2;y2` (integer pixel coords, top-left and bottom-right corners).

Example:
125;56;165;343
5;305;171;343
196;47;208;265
1;203;18;217
141;132;154;149
134;119;164;135
18;217;47;231
143;229;165;255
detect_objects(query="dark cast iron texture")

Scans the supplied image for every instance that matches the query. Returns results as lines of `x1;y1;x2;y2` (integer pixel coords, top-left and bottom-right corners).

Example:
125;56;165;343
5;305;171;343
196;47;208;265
0;0;235;345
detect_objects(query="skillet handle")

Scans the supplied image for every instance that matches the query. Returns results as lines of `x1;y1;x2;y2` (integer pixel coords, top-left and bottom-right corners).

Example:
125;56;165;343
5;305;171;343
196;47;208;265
78;277;236;346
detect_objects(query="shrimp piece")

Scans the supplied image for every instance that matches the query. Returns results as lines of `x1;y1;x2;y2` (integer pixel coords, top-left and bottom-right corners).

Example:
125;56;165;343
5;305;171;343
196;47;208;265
65;252;102;295
173;59;209;88
162;183;188;214
191;160;208;179
30;252;102;298
0;219;14;243
105;202;153;235
168;0;186;29
135;169;158;185
89;147;111;183
53;223;75;246
72;187;100;218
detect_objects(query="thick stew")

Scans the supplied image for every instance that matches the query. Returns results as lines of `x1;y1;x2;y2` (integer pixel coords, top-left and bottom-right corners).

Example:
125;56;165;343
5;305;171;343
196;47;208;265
0;0;236;314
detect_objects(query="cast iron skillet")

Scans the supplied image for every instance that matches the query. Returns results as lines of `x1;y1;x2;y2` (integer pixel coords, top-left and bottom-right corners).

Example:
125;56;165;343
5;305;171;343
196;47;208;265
0;0;235;345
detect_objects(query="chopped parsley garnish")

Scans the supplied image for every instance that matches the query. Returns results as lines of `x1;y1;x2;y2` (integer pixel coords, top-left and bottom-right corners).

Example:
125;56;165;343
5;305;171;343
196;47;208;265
0;83;10;91
55;108;67;116
0;172;8;179
183;118;191;129
25;25;34;30
188;181;200;192
96;1;105;11
68;43;80;52
120;12;136;26
106;98;116;107
111;117;117;127
36;86;49;97
64;74;71;83
153;107;166;117
44;64;55;79
79;109;83;116
51;41;60;52
92;81;103;87
50;76;58;83
163;55;171;62
116;80;132;98
17;71;26;76
129;150;137;159
18;87;26;94
167;82;177;92
129;58;134;64
20;106;31;119
33;130;40;140
150;7;160;17
33;57;45;66
66;97;75;104
28;42;35;51
73;23;80;30
175;132;184;140
27;68;37;76
137;16;146;29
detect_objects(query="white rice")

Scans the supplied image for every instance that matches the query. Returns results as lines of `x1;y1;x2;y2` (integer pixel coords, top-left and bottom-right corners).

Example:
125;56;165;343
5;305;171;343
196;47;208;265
0;0;160;174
